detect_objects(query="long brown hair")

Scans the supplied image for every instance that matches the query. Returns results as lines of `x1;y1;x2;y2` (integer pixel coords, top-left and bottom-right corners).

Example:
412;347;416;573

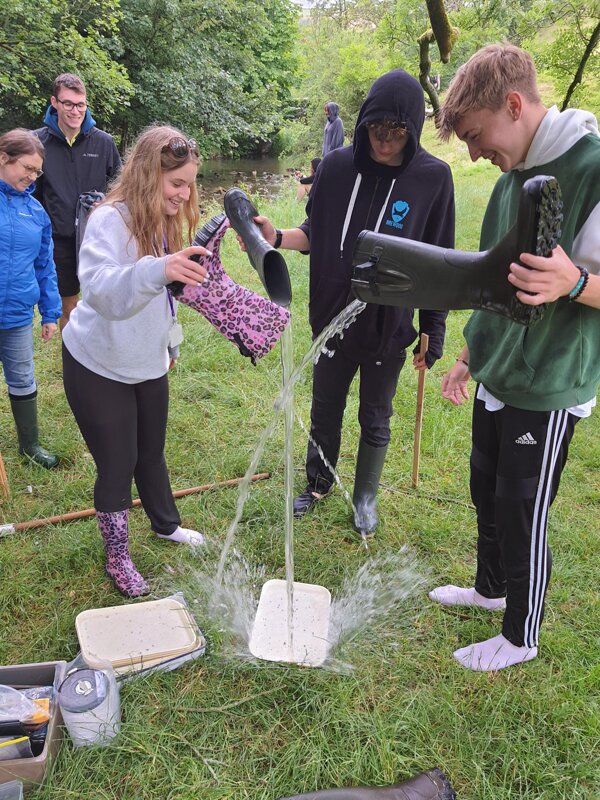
105;124;200;257
0;128;45;162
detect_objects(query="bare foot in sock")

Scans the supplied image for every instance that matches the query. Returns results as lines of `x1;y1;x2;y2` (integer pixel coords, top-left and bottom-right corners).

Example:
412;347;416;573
156;526;205;547
429;585;506;610
453;633;538;671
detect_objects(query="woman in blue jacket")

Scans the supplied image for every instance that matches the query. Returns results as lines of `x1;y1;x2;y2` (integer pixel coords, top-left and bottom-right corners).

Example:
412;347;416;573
0;129;62;468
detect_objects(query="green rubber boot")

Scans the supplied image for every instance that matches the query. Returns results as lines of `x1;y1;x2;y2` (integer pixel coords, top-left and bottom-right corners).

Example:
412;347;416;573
9;394;59;469
352;440;388;537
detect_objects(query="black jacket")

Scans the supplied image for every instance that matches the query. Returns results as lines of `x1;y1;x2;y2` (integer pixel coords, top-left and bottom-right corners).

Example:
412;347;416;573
300;69;454;364
34;107;121;239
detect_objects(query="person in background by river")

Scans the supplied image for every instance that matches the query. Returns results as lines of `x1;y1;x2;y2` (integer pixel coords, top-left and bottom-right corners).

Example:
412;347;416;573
0;128;61;469
323;102;344;156
296;157;321;202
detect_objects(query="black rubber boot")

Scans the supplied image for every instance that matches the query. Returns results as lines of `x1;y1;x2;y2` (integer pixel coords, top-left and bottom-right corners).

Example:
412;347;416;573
9;394;59;469
352;174;563;325
293;475;332;518
223;188;292;308
278;768;457;800
352;440;388;537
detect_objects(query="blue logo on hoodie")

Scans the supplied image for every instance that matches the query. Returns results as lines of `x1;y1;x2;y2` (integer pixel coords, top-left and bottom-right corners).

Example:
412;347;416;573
385;200;410;230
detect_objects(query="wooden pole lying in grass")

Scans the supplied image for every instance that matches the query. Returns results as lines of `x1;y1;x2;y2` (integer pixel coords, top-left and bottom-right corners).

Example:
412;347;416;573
0;453;9;499
411;333;429;489
0;472;270;536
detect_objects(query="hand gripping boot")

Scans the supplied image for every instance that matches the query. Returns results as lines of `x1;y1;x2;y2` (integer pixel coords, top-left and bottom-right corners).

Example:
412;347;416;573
278;768;456;800
351;175;563;326
169;213;290;364
223;188;292;308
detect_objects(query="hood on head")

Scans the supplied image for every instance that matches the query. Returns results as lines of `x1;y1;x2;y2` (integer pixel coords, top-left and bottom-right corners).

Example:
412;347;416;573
43;105;96;139
325;102;340;120
353;69;425;176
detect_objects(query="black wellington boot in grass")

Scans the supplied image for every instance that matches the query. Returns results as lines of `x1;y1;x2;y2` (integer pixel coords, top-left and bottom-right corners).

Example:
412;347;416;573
9;394;59;469
352;440;388;537
278;767;457;800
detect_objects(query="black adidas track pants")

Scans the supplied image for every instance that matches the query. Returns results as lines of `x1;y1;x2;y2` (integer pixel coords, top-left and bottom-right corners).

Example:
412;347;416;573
470;395;578;648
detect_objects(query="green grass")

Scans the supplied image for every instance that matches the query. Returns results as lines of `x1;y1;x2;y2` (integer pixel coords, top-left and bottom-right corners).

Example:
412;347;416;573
1;133;599;799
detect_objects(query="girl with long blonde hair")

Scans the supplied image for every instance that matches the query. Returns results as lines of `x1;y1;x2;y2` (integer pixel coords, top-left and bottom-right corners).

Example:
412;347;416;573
62;124;210;597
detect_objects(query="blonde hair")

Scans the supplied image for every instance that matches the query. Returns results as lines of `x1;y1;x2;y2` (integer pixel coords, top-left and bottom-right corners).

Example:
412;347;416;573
438;44;541;141
0;128;45;161
104;124;200;257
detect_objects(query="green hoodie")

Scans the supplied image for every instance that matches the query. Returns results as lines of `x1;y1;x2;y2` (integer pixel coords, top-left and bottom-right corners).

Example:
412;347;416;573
465;108;600;411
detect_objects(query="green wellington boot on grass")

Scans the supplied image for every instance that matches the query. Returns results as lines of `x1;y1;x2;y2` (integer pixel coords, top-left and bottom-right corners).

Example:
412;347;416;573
9;394;60;469
352;439;388;537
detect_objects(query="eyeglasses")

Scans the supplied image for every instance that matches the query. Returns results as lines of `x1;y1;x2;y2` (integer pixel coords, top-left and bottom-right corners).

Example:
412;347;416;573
163;137;199;158
366;121;408;142
56;99;87;112
17;160;43;178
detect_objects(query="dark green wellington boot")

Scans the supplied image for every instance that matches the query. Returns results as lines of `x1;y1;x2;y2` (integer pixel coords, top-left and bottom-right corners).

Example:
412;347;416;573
9;394;60;469
278;767;457;800
352;439;388;537
352;174;563;326
224;187;292;308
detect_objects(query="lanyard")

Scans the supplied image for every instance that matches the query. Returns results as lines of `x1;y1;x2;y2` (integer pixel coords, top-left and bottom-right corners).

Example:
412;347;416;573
163;235;176;319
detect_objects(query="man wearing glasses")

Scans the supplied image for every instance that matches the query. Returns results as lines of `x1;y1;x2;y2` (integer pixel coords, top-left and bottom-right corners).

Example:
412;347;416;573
250;69;455;538
34;73;121;330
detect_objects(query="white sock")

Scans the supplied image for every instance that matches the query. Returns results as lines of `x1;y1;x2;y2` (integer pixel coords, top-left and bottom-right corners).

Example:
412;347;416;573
453;633;538;671
428;585;506;610
156;526;205;547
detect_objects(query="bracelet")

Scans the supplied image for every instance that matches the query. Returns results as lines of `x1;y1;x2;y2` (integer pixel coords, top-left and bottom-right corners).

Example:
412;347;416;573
568;266;589;302
273;229;283;249
456;358;469;368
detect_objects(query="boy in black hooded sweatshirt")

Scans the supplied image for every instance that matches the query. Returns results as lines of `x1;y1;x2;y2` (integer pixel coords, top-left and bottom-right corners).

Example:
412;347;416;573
252;69;455;536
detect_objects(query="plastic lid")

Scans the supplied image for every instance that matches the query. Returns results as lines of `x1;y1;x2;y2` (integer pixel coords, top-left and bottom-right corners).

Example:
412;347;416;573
75;597;202;670
58;669;109;713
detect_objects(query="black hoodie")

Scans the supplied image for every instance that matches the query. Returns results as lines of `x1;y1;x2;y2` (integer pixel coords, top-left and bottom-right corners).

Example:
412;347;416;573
300;69;455;364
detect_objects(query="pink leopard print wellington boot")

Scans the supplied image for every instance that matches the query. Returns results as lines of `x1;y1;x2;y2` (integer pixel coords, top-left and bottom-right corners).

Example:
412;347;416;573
96;509;150;598
169;214;290;365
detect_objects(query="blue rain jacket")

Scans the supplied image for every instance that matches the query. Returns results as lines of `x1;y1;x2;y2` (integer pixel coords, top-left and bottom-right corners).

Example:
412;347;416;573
0;178;61;329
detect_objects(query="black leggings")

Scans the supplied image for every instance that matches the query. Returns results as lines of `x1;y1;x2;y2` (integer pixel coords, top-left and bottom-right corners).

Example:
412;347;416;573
62;345;180;535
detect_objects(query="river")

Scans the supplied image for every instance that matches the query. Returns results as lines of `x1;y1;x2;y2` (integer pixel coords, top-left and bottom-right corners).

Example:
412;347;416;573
198;156;296;202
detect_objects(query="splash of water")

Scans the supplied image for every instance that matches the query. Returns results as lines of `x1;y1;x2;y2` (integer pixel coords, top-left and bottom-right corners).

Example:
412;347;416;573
216;299;366;583
183;547;426;672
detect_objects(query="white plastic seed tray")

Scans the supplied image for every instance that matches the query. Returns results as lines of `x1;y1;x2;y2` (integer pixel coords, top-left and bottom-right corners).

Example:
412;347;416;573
249;579;331;667
76;597;203;672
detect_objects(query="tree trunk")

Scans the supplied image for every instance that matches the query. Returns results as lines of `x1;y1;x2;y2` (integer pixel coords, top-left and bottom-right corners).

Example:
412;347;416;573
561;20;600;110
418;30;440;116
425;0;458;63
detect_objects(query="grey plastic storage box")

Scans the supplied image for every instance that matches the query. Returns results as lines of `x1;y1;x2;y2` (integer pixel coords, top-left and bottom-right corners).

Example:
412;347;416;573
0;661;66;794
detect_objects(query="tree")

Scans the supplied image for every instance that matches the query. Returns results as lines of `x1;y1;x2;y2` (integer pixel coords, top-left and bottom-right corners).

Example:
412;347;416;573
0;0;131;132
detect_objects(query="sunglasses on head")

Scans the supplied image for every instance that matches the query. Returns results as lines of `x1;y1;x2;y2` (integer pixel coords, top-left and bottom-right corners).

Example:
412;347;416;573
366;121;408;142
163;137;199;158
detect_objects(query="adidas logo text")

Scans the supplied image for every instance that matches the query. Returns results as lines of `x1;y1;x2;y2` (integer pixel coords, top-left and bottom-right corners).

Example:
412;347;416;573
515;432;537;445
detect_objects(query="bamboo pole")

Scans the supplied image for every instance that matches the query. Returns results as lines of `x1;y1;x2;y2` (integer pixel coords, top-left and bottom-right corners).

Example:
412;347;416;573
411;334;429;489
0;472;270;536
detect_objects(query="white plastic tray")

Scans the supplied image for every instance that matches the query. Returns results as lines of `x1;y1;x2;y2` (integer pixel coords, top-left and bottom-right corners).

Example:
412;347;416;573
249;579;331;667
76;597;203;670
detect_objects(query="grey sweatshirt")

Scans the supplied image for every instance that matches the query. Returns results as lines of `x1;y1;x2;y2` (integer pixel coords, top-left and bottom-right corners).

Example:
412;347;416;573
62;203;176;383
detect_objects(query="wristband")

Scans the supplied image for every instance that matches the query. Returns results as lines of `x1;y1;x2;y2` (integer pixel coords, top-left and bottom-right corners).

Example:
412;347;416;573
568;266;589;302
456;358;469;368
273;229;283;249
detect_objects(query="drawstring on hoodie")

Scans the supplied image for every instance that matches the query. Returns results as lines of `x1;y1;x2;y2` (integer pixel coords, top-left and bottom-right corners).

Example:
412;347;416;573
339;174;396;256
